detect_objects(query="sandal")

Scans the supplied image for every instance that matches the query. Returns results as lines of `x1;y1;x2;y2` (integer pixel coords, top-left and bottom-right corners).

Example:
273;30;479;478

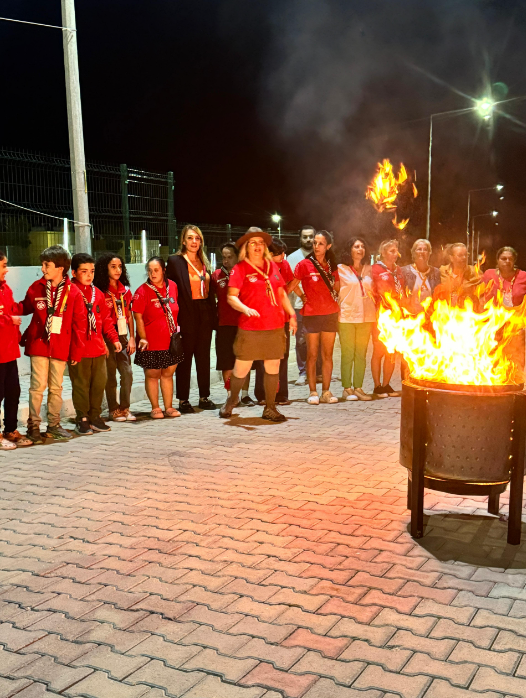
164;407;181;418
150;408;165;419
307;392;320;405
320;390;338;404
0;437;16;451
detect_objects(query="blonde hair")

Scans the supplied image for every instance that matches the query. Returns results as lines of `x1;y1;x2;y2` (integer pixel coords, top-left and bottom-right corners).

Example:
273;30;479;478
238;228;273;263
178;224;211;271
411;238;432;260
377;239;399;262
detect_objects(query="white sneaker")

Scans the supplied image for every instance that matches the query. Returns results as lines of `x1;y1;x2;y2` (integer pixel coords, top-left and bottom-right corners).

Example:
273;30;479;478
295;375;307;386
320;390;338;404
307;392;320;405
124;409;137;422
342;388;359;401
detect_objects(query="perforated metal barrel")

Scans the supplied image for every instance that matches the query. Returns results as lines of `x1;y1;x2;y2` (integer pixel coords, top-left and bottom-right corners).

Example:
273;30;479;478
400;378;522;484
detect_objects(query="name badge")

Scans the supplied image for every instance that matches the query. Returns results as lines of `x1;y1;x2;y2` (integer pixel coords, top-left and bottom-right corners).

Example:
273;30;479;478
117;316;128;335
50;316;63;334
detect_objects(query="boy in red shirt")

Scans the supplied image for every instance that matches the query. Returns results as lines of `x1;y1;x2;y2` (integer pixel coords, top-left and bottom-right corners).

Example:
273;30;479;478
70;253;122;435
20;245;87;444
0;251;32;449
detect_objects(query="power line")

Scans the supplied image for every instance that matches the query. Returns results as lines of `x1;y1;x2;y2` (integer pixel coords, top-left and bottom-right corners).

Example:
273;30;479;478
0;198;91;227
0;16;74;31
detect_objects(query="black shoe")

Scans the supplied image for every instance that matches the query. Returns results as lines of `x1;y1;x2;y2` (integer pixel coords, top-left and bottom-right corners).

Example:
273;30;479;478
240;395;256;407
262;406;287;422
46;424;73;440
74;418;93;436
276;397;291;405
27;428;45;445
373;385;389;398
219;397;235;419
383;384;402;397
179;400;196;414
199;397;217;410
90;418;111;432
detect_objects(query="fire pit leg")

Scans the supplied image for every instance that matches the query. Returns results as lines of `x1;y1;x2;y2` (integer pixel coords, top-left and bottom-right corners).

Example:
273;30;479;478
410;389;427;539
488;492;500;516
508;393;526;545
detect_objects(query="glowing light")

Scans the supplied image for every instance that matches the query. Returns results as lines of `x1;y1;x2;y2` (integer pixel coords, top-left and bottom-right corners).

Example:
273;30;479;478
496;184;504;191
271;213;281;223
476;98;495;120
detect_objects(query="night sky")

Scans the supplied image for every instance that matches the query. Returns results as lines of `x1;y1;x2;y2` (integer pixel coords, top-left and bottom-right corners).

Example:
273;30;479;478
2;0;526;261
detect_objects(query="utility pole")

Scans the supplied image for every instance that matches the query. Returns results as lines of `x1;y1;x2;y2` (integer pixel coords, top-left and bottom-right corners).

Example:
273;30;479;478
61;0;91;253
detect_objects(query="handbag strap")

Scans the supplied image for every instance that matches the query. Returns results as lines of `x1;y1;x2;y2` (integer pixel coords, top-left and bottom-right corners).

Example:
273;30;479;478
146;281;177;335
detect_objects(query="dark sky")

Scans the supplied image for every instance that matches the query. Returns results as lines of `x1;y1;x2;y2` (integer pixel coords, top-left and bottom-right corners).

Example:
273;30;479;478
2;0;526;259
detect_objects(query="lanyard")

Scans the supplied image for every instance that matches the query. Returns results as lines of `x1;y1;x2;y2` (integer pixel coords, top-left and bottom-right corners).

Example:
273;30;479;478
109;290;125;318
184;255;207;297
349;265;366;297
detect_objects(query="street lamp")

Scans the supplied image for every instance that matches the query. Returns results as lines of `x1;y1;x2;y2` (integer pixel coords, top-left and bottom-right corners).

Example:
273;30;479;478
466;185;504;250
471;211;498;265
426;98;496;240
271;213;282;238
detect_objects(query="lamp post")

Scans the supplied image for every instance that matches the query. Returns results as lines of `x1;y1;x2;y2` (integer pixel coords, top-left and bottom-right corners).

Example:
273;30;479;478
471;211;498;265
466;185;503;251
271;213;282;239
426;98;496;240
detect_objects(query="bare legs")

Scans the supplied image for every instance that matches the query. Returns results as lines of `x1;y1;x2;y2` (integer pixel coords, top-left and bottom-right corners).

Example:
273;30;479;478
306;332;336;393
371;339;395;388
144;366;177;410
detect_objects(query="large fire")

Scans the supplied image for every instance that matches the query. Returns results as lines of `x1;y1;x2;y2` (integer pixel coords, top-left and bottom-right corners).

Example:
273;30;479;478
366;159;417;230
378;292;526;386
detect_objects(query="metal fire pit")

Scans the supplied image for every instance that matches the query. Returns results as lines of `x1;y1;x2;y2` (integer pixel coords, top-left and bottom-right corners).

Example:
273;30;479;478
400;377;526;544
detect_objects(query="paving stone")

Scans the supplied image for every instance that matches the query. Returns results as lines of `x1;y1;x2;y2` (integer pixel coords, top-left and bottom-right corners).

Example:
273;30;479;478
452;590;513;615
0;624;48;651
339;640;411;672
423;679;502;698
71;644;150;680
371;608;436;635
290;651;364;685
182;675;266;698
227;616;296;644
234;637;306;669
448;641;520;674
0;678;33;697
352;664;431;698
19;635;95;664
239;662;319;698
124;659;206;695
429;619;497;648
181;647;258;681
386;630;456;660
471;666;526;696
302;678;382;698
328;617;396;645
281;628;350;659
12;655;94;692
63;670;149;697
402;652;477;687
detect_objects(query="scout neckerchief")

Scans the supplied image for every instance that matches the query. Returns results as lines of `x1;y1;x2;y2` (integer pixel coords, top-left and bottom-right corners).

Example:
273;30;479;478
377;261;403;297
81;284;97;337
497;268;518;308
220;265;231;280
184;254;208;298
44;277;67;341
244;258;278;307
146;281;177;335
307;253;339;302
349;264;366;298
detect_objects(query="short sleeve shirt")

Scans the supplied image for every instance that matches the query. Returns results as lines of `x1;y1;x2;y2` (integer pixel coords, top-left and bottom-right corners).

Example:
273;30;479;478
277;259;294;284
131;280;179;351
211;268;239;326
294;258;340;316
228;259;285;331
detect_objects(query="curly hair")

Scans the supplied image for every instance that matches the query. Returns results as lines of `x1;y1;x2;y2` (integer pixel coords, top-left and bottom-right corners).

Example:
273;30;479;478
94;253;131;293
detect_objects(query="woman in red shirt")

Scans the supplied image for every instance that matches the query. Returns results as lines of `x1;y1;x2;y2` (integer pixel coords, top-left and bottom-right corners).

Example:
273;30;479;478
132;257;183;419
288;230;340;405
219;227;297;422
371;239;406;398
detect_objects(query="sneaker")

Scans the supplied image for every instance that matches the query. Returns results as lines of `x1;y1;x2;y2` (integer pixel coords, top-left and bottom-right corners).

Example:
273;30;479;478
240;395;256;407
111;409;126;422
199;397;217;410
320;390;338;404
219;397;235;419
179;400;195;414
354;388;373;401
123;409;137;422
75;418;93;436
307;392;320;405
91;418;111;433
27;427;45;445
384;384;402;398
295;375;307;386
3;430;33;448
0;436;16;451
373;385;389;398
342;388;359;401
46;424;73;441
262;406;287;422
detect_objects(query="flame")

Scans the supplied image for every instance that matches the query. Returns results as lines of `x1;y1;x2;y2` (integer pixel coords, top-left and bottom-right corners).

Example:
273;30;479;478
378;292;526;386
393;214;409;230
366;159;417;230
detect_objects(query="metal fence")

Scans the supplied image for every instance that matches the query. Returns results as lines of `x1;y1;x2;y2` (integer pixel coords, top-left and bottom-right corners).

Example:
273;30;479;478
0;148;299;267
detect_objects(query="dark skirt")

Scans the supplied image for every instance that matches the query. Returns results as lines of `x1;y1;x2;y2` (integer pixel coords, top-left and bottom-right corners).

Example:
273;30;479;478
134;349;180;370
303;312;339;334
234;327;286;361
215;325;238;371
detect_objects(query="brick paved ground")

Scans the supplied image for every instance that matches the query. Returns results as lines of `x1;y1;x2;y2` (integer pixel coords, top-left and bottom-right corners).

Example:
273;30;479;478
2;356;526;698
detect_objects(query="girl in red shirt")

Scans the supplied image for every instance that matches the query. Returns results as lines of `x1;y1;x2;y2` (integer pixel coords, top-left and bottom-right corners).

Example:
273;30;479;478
288;230;340;405
132;257;182;419
371;239;406;398
219;227;297;422
94;253;136;422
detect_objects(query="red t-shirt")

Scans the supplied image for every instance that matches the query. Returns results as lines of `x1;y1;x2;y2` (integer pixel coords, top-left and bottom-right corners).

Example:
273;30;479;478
131;280;179;351
278;259;294;284
211;268;240;327
102;280;133;327
294;258;340;316
372;263;406;306
483;269;526;307
0;281;21;364
228;259;285;331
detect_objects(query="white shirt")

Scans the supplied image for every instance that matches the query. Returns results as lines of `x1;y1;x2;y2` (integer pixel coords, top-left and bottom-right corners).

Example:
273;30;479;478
287;247;310;310
338;264;376;323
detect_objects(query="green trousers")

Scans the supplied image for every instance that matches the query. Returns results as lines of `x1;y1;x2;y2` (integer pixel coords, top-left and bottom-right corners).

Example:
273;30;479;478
339;322;373;389
69;355;108;422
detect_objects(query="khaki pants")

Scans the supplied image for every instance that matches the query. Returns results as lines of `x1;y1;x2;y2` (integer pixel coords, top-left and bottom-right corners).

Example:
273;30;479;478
28;356;67;429
69;355;108;423
105;337;133;412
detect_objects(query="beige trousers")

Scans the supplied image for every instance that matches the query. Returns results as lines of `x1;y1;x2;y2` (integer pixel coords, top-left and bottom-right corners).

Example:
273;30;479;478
28;356;67;428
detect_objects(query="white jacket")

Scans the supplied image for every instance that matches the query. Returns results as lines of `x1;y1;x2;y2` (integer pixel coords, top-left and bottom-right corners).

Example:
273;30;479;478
338;264;376;323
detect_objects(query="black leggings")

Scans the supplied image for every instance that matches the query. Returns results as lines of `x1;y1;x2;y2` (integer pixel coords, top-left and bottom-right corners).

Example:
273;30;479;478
176;300;214;402
0;360;20;433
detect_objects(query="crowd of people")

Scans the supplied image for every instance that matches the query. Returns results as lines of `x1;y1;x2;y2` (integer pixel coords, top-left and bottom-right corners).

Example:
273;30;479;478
0;223;524;450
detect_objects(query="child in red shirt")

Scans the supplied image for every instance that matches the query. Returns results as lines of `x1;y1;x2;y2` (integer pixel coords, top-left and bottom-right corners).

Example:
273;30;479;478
70;253;121;436
94;253;136;422
0;251;32;449
20;245;87;444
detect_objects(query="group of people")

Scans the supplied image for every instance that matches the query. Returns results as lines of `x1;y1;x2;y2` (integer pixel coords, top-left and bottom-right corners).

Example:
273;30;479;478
0;223;524;450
